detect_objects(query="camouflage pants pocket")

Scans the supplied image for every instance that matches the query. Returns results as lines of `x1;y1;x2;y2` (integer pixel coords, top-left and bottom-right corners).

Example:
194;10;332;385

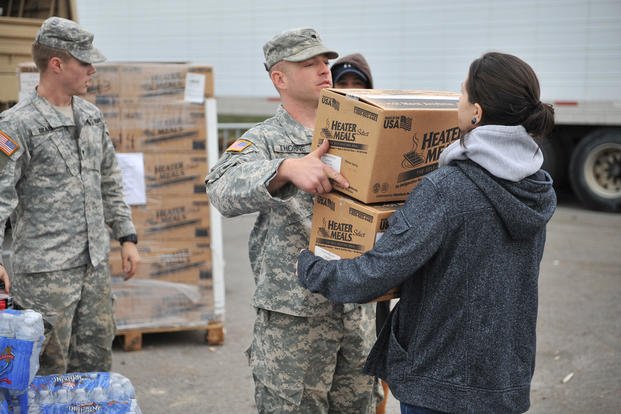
248;309;309;408
248;307;378;414
67;263;115;373
12;268;83;375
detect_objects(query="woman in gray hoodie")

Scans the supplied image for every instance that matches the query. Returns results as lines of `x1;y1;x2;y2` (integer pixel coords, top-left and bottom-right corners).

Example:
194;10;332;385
297;52;556;414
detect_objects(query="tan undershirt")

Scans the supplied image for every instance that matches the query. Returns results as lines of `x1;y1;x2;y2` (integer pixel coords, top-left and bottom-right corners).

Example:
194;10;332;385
52;104;75;122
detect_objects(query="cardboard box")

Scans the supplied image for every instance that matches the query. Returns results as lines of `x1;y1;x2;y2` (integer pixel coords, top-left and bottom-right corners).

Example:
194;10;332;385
16;63;207;149
115;101;206;152
131;194;210;240
109;240;212;285
18;62;215;104
313;89;461;203
309;192;402;301
87;63;214;104
143;152;207;196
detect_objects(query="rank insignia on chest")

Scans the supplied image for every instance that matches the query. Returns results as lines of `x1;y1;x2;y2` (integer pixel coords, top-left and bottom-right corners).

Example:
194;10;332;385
226;139;253;153
0;130;19;157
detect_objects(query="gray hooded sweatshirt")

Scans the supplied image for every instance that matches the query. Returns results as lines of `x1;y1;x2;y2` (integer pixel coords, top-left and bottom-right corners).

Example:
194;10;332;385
298;125;557;413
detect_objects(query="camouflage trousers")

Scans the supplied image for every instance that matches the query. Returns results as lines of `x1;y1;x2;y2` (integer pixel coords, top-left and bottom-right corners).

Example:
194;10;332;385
246;304;380;414
12;263;115;375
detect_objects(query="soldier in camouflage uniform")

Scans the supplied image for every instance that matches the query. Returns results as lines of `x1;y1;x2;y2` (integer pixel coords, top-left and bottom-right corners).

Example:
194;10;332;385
0;17;140;374
206;28;379;413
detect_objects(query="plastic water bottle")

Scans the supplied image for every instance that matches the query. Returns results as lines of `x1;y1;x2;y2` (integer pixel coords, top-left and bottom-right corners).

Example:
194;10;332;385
108;382;124;401
110;372;136;400
72;388;88;402
27;389;40;414
0;311;15;337
89;386;107;403
14;309;44;384
56;388;70;404
37;390;53;406
130;398;143;414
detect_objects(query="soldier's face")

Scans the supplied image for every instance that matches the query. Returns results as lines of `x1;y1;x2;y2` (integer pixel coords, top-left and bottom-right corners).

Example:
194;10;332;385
60;57;96;96
282;55;332;104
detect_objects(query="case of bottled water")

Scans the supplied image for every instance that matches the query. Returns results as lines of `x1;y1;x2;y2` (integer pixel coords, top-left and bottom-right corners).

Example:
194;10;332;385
22;372;142;413
0;309;44;391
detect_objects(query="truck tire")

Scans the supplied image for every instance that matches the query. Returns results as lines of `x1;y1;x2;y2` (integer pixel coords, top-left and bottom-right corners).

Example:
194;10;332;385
569;128;621;212
536;136;567;189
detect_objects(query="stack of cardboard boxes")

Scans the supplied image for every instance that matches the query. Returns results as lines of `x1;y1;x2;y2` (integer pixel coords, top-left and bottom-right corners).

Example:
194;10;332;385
17;62;220;337
309;88;461;301
86;63;217;331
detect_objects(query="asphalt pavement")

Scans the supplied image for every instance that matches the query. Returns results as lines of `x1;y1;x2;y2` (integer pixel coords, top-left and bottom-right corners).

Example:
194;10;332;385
111;192;621;413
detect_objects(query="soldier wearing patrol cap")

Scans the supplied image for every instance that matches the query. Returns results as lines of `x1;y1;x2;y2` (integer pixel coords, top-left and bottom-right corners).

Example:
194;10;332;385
0;17;140;374
206;28;380;413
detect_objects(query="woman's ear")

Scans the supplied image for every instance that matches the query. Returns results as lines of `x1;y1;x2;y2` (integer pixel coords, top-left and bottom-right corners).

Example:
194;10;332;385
473;103;483;124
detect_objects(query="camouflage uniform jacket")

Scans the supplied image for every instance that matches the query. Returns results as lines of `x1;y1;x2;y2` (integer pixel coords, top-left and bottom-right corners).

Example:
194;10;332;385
0;91;135;273
206;106;336;317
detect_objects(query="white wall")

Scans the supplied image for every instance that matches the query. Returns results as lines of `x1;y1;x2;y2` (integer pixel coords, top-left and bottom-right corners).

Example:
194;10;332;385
77;0;621;101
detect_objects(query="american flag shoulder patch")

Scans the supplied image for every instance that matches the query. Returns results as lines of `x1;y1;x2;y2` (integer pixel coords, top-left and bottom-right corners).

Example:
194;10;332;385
0;130;19;157
226;139;253;153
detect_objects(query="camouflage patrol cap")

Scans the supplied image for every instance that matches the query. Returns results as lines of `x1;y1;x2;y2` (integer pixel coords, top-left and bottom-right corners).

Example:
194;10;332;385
35;17;106;64
263;28;338;71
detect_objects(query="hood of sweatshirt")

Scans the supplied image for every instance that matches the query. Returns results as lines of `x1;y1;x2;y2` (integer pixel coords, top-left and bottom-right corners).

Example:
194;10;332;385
439;125;556;240
456;160;556;240
439;125;544;181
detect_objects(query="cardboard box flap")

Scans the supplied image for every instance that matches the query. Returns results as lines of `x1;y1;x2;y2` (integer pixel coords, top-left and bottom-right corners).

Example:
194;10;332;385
332;88;459;110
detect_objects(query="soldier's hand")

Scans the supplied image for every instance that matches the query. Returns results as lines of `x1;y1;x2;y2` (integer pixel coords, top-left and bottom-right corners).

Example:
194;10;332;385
277;139;349;194
0;264;10;294
120;242;140;281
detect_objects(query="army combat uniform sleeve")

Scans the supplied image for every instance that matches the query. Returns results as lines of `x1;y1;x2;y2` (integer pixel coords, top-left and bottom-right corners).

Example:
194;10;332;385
0;121;28;256
98;118;135;240
205;107;335;316
205;124;298;217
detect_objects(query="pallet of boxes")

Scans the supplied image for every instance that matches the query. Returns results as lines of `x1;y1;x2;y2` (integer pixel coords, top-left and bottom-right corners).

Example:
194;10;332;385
309;89;460;301
18;62;223;352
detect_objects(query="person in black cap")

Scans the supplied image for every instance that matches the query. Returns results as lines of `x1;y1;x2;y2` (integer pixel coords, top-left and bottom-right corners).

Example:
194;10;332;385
0;16;139;375
331;53;374;89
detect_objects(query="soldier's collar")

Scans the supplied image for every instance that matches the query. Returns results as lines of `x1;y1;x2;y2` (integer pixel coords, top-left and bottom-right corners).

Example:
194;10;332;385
276;106;313;146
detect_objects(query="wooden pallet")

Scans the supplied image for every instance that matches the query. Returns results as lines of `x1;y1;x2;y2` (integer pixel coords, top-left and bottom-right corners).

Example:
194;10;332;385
116;321;224;351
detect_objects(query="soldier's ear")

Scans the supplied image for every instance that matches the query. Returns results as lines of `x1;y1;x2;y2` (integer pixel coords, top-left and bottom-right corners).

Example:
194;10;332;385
270;69;287;90
48;56;63;73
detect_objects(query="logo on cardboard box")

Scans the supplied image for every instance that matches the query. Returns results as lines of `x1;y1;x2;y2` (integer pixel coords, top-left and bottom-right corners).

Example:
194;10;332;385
384;115;412;131
316;195;336;212
348;207;374;223
353;106;378;121
320;119;370;152
321;95;340;111
396;126;461;185
373;182;391;194
316;219;365;252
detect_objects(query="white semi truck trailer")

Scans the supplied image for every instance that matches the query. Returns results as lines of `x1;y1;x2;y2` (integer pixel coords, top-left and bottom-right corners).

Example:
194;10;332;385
3;1;620;211
540;100;620;212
